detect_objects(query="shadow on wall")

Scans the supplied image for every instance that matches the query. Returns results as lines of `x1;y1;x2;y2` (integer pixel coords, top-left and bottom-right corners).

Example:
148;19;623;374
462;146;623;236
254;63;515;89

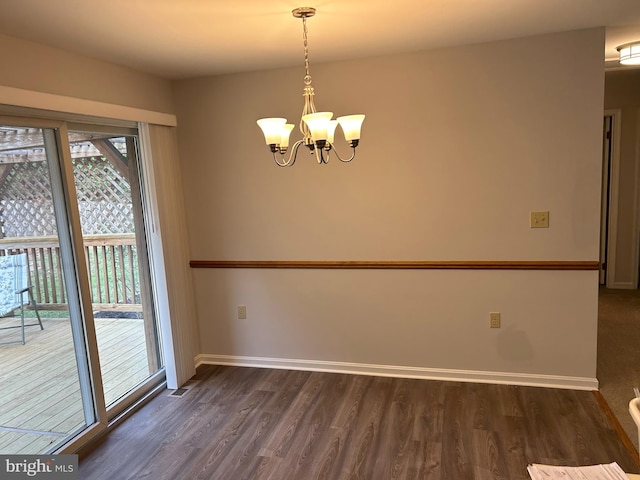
496;325;534;364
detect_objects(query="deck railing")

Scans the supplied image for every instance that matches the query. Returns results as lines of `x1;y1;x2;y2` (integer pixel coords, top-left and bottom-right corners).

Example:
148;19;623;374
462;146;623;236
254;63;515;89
0;234;141;312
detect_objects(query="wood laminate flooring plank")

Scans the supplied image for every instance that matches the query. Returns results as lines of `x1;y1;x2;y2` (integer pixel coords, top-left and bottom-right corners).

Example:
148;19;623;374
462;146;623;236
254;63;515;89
79;365;640;480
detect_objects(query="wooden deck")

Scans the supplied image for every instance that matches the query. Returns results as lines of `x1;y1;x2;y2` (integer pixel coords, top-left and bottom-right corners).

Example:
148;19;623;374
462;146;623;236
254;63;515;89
0;315;151;454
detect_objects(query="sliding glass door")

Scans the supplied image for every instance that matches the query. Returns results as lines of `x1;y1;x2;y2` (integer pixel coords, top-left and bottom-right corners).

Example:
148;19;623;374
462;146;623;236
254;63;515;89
67;127;162;410
0;123;96;454
0;117;164;454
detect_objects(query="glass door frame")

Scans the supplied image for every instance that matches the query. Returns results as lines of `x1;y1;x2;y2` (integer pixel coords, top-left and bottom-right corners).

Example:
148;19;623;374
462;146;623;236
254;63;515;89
0;114;167;453
64;123;166;423
0;115;108;450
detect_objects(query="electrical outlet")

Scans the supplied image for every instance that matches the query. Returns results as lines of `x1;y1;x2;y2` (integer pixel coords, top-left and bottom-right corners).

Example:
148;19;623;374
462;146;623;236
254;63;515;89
489;312;501;328
530;211;549;228
237;305;247;319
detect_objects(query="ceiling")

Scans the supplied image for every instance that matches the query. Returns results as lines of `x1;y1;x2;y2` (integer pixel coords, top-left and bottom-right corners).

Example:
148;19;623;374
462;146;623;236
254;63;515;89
0;0;639;80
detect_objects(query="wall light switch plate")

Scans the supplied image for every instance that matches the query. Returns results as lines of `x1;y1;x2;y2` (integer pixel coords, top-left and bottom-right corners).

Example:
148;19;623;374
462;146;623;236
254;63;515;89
530;211;549;228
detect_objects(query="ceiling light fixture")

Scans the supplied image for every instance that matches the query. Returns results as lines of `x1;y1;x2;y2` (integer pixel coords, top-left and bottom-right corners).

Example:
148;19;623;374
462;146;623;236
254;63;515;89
257;7;365;167
617;42;640;65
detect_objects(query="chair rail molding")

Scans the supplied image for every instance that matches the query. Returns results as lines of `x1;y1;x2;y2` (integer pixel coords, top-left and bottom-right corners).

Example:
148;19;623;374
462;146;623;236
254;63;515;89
190;260;599;270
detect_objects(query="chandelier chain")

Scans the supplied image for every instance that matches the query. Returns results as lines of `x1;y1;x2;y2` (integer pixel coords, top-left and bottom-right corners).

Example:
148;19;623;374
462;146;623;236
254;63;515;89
302;16;312;85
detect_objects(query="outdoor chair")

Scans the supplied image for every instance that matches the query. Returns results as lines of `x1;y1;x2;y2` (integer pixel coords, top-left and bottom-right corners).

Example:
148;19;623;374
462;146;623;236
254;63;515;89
0;253;43;345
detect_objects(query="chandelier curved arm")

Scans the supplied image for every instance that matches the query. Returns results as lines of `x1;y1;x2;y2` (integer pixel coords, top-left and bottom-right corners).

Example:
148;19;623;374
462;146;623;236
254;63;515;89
325;143;357;163
273;139;306;167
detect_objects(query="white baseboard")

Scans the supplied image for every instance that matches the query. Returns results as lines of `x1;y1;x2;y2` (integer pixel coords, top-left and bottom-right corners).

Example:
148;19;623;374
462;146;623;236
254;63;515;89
195;354;598;391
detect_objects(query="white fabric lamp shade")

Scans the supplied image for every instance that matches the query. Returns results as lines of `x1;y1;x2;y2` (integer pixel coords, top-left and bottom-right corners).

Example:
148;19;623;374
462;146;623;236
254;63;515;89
302;112;334;141
257;118;287;145
337;114;365;141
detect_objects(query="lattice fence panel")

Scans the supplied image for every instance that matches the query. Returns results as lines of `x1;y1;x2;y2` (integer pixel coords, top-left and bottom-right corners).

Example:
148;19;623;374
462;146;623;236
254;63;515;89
73;157;134;234
0;157;134;237
0;162;56;237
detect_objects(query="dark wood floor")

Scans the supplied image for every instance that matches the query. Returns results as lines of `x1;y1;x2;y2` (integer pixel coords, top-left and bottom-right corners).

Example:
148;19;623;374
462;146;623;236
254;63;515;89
79;365;640;480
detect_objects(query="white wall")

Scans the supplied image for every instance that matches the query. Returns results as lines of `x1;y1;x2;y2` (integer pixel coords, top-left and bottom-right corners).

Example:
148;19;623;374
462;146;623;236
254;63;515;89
174;28;605;388
0;33;174;114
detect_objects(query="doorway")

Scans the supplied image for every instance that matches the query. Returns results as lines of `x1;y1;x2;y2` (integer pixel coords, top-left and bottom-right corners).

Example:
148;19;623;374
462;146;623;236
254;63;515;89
600;110;621;288
600;115;613;285
597;110;640;451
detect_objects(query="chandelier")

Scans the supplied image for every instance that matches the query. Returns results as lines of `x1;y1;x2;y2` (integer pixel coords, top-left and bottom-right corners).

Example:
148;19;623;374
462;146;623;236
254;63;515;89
257;7;365;167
